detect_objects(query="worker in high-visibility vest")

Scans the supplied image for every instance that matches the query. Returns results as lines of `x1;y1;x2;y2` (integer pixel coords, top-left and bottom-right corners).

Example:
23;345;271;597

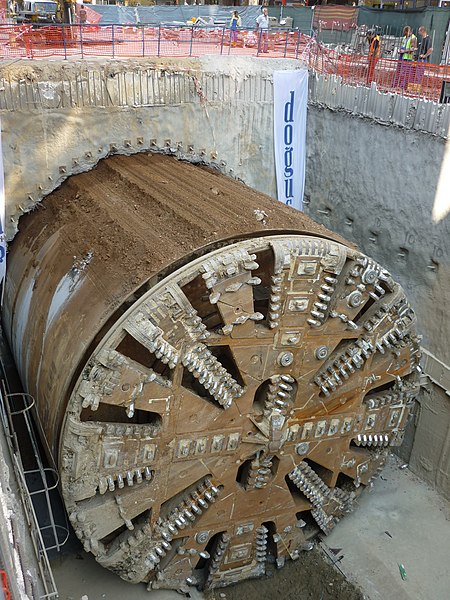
366;29;381;85
399;26;417;61
394;25;418;89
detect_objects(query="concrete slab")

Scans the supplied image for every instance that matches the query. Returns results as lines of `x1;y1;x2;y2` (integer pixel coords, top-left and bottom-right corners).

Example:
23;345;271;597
51;548;204;600
323;455;450;600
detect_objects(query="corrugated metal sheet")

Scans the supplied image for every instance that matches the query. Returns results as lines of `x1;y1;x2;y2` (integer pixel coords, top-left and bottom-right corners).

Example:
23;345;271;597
1;64;447;139
309;72;450;139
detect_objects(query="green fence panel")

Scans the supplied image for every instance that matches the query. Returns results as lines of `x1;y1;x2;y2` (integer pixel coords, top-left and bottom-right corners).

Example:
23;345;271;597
267;6;313;32
358;6;450;63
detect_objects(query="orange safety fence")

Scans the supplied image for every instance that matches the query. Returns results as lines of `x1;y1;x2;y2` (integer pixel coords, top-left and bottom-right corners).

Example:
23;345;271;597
0;570;11;600
0;24;313;60
310;44;450;103
0;24;449;103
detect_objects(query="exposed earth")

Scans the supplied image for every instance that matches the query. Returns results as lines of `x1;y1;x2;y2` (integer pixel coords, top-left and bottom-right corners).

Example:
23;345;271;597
204;546;364;600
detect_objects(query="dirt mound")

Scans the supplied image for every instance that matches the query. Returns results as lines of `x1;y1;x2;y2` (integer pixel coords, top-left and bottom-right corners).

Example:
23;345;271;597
205;546;365;600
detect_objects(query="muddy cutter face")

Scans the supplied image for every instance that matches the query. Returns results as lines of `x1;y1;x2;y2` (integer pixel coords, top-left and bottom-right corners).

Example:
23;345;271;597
61;235;419;591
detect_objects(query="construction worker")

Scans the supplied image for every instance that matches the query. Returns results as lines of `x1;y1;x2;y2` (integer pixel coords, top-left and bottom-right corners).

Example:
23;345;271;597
366;29;381;85
229;11;241;47
393;26;417;90
417;26;433;62
416;26;433;87
399;26;417;61
256;7;269;54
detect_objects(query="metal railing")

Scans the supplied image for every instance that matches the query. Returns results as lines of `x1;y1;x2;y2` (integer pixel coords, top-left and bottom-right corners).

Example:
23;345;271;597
310;43;450;103
0;23;449;103
0;22;313;61
0;384;65;599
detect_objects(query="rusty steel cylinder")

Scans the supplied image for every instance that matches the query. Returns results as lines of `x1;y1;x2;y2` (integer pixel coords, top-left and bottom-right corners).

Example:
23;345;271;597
2;154;420;591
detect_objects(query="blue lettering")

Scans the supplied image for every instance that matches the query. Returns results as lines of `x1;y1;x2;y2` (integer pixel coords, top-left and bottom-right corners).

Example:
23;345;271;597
281;91;296;206
284;124;293;146
284;179;294;199
284;146;293;169
284;90;295;123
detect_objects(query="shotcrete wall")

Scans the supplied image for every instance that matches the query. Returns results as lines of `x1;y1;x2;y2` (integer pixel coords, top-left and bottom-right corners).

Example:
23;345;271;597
1;56;449;498
306;106;449;364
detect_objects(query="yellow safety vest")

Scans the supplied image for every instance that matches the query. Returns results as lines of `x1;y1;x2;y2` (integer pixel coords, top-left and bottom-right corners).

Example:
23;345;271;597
402;35;416;61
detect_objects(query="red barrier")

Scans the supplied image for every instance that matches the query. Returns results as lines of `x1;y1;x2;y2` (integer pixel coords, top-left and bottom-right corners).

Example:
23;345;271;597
0;24;448;102
310;45;450;102
0;570;11;600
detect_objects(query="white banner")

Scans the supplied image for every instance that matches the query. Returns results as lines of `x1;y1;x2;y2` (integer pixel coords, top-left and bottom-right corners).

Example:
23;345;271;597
0;120;5;286
273;69;308;211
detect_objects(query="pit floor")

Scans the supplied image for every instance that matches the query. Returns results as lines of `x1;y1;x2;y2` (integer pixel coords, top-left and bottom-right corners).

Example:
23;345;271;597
50;455;450;600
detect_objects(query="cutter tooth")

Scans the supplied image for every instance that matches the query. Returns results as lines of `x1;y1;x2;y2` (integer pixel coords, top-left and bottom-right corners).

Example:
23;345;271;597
376;342;385;354
161;530;172;542
318;293;331;302
247;277;261;286
307;318;321;327
311;310;325;319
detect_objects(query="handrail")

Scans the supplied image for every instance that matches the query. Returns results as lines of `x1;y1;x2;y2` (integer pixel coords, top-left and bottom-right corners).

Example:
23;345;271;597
0;23;448;103
0;382;64;599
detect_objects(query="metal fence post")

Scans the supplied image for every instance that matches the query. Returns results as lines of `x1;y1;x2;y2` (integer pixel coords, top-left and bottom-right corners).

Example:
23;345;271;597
157;25;161;57
112;24;115;59
189;26;194;57
295;31;301;60
62;24;67;61
80;24;83;60
220;26;225;55
283;29;289;58
142;24;145;57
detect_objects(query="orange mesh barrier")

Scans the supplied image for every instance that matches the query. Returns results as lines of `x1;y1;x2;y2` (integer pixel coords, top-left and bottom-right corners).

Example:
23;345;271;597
0;24;448;102
309;43;450;102
0;570;11;600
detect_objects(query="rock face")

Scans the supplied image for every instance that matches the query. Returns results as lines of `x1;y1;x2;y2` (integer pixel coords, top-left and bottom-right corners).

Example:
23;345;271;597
3;154;421;590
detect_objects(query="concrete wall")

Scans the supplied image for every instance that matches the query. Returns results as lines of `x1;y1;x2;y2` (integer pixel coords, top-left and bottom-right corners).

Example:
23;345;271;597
1;56;449;498
305;104;449;365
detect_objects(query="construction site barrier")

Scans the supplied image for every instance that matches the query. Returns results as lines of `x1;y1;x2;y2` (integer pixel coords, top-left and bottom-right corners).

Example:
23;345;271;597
0;571;10;600
310;45;450;103
0;24;449;103
0;23;309;60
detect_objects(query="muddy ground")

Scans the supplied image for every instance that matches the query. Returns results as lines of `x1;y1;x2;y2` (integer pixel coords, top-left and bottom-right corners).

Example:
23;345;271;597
205;546;365;600
52;536;365;600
